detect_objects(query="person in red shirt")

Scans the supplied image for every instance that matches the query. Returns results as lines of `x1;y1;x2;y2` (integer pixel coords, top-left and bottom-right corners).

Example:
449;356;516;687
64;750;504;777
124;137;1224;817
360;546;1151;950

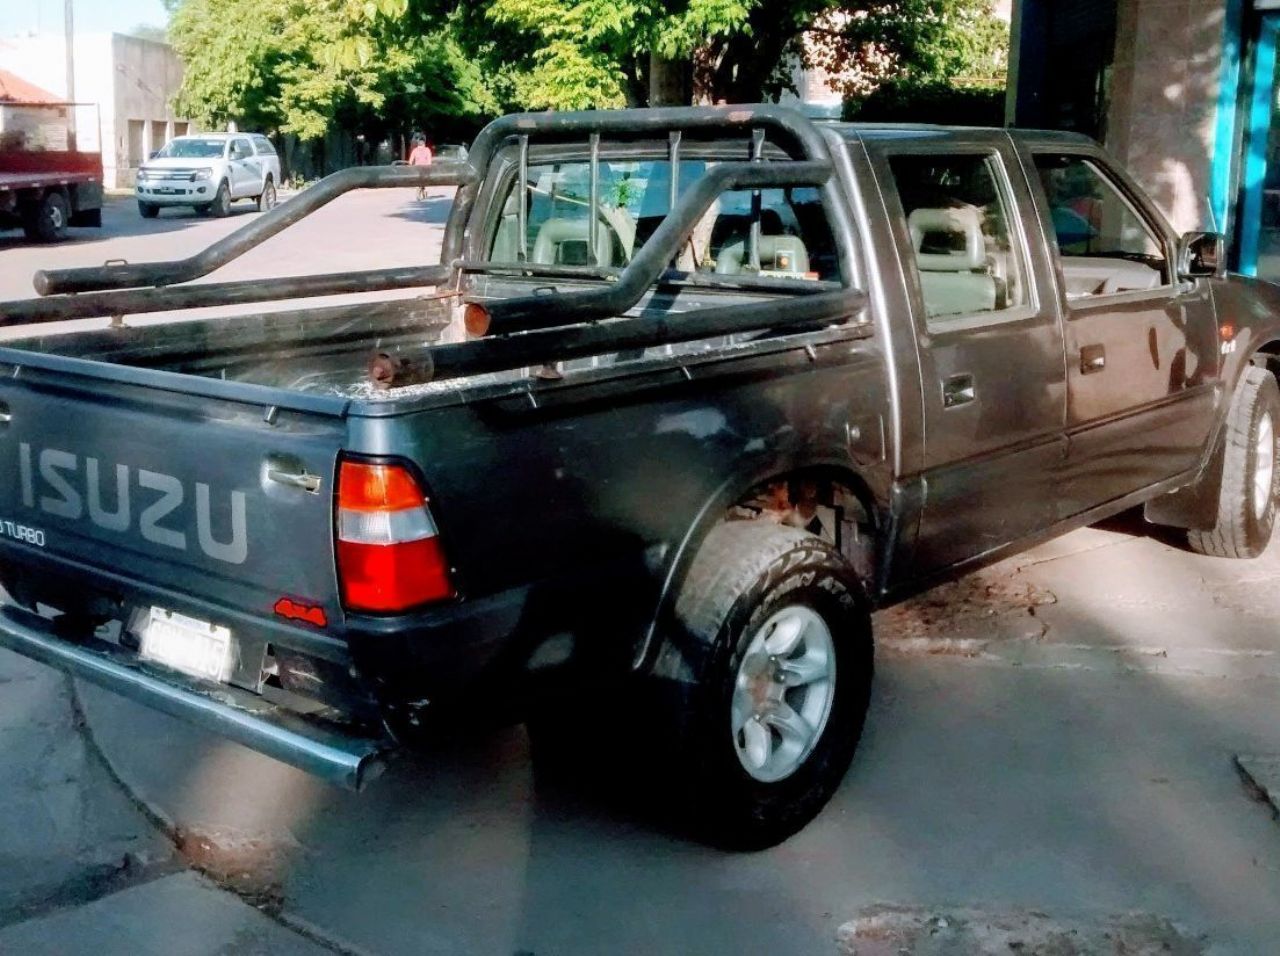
408;134;433;200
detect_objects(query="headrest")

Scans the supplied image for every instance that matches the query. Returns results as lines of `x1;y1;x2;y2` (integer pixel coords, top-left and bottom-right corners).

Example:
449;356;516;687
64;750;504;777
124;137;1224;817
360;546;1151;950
532;217;612;266
908;206;986;272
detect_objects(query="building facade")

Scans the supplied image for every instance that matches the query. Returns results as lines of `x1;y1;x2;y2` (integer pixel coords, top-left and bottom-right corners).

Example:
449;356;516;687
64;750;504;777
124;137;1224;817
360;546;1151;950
0;32;193;189
1008;0;1280;280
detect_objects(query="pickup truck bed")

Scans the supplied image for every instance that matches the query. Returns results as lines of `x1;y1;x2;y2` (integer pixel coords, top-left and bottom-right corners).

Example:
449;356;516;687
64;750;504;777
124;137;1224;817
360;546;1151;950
0;106;1278;849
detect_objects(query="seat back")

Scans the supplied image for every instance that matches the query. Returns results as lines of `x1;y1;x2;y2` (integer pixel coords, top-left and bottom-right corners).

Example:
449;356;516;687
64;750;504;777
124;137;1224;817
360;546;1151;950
906;206;996;317
531;218;612;266
714;234;811;275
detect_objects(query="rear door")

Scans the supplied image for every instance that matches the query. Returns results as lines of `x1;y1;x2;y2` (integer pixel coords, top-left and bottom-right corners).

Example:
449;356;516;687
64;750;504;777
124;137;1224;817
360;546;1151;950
866;132;1068;572
0;365;348;625
1019;146;1220;514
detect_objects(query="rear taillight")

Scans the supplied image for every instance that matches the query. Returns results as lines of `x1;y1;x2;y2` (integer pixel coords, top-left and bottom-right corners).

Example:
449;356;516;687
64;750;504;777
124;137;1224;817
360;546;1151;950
336;460;455;612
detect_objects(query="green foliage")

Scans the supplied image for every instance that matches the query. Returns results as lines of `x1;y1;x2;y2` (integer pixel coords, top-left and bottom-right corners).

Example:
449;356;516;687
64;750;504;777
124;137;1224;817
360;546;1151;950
169;0;492;141
166;0;1011;144
842;79;1006;125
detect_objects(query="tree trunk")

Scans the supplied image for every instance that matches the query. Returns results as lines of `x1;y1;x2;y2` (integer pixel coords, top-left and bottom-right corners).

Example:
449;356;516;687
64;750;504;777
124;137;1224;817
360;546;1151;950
649;52;691;106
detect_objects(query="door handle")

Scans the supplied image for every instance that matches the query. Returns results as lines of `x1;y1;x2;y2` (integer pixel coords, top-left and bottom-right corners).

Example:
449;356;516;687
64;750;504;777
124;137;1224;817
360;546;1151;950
266;466;322;494
942;373;976;408
1080;344;1106;374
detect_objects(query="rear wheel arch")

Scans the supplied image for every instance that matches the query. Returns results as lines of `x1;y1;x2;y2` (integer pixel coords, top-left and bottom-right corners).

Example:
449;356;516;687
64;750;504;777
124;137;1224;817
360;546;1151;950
637;463;881;680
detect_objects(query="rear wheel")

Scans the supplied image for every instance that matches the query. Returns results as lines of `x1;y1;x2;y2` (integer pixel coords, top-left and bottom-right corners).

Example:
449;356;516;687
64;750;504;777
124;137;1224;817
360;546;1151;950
22;191;70;242
256;177;276;212
669;521;873;849
137;201;159;219
1188;365;1280;558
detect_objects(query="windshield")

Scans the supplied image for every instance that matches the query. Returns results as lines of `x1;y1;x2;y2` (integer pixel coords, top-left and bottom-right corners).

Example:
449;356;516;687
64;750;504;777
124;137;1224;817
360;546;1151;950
156;138;225;159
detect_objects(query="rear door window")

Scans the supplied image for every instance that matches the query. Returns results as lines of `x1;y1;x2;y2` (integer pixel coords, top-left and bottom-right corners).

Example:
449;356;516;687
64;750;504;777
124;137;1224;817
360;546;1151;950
885;152;1033;329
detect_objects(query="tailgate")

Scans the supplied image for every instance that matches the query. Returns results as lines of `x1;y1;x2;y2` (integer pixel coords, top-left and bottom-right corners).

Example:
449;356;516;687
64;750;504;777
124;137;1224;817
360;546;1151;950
0;365;346;624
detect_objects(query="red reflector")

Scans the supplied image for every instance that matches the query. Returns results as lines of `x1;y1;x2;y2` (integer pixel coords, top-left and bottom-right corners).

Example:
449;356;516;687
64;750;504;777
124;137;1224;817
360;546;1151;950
274;597;328;628
338;461;426;512
338;537;455;612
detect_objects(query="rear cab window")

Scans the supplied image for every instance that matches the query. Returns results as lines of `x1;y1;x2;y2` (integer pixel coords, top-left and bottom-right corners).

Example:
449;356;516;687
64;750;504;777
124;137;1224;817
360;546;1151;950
486;151;840;282
251;135;277;157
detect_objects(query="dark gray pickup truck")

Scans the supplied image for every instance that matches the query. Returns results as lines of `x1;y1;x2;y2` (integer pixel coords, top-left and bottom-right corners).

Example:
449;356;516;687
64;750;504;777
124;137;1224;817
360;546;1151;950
0;106;1277;849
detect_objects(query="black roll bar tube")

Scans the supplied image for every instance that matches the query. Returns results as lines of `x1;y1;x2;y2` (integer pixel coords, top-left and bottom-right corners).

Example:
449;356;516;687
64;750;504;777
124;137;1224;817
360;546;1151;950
441;104;832;266
476;158;833;337
427;288;866;383
2;265;451;326
35;163;477;295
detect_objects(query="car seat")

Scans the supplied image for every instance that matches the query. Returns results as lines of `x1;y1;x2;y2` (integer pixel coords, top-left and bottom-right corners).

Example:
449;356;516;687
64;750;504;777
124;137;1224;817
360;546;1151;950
907;206;997;317
531;218;613;267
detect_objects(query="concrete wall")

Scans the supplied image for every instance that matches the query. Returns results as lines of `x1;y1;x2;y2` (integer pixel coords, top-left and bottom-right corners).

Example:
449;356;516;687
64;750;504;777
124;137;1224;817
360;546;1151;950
1104;0;1228;232
0;32;192;188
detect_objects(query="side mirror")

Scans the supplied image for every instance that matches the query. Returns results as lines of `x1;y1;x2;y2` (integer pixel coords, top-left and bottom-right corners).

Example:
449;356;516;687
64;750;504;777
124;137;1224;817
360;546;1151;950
1178;231;1226;280
149;150;160;160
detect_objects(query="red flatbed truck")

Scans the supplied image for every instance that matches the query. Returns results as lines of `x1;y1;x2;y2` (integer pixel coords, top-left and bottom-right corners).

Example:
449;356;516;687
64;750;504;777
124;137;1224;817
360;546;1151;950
0;101;103;242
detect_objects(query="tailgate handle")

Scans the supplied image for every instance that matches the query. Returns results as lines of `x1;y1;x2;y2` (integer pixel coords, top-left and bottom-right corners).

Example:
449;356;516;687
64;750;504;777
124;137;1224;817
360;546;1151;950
267;468;323;494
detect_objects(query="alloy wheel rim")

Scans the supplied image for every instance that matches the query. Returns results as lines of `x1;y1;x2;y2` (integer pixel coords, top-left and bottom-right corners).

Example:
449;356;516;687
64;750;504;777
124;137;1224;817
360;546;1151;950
1256;412;1275;520
730;604;836;783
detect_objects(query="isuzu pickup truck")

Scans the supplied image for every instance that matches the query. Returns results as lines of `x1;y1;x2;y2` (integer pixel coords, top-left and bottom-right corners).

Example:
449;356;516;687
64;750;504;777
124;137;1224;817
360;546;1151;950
0;107;1276;849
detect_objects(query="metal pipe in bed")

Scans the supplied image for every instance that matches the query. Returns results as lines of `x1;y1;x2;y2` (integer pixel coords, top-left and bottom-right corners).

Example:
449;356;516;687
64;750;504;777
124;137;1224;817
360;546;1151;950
425;288;867;382
1;265;452;325
34;163;477;296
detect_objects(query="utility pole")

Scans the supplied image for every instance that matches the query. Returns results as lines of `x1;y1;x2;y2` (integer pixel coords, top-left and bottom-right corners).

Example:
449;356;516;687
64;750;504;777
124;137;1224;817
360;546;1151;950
64;0;77;150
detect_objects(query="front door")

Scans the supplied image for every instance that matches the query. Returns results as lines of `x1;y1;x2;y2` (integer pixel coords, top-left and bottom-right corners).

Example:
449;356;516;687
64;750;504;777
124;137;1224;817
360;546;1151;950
1023;149;1219;516
228;137;258;198
870;136;1068;573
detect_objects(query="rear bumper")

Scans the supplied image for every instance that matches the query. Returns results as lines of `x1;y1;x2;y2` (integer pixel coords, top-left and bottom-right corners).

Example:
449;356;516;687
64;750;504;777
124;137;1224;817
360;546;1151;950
0;604;387;790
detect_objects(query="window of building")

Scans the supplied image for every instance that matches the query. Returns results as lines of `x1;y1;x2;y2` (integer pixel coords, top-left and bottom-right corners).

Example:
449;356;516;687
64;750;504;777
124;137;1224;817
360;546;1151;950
886;152;1031;328
126;119;145;166
150;120;167;156
488;156;837;281
1033;154;1168;296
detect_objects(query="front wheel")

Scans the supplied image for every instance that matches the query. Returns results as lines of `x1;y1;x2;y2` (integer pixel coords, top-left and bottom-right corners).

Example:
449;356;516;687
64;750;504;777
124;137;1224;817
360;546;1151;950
1188;365;1280;558
209;181;231;218
256;177;276;211
670;520;873;849
137;201;159;219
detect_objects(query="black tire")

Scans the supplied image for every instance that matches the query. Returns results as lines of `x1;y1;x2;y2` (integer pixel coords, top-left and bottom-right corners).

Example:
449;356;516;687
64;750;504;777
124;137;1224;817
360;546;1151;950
137;201;159;219
1188;365;1280;558
22;191;70;242
194;203;211;216
668;520;873;849
256;176;277;211
209;181;231;218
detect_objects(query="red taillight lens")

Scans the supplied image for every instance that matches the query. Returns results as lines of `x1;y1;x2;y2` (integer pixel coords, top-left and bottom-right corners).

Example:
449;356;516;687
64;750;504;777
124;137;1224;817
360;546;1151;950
336;460;455;612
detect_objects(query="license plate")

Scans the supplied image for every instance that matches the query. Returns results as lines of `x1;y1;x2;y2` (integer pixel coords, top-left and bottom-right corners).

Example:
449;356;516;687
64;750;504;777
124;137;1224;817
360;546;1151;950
157;187;177;194
139;607;234;682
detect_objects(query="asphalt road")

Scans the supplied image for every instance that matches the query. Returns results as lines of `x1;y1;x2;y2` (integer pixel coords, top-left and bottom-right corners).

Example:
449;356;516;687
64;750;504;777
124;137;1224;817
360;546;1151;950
3;196;1280;953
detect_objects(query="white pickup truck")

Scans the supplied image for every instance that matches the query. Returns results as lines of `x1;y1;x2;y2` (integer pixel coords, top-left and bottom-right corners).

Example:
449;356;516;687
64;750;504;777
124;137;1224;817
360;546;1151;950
135;132;281;219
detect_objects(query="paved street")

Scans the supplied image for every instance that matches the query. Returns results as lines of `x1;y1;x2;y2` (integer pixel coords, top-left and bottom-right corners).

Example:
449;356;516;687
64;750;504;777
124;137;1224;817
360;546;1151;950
3;197;1280;953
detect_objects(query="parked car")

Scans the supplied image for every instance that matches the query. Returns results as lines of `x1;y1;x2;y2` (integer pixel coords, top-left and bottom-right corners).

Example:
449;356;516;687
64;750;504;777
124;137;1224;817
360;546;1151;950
0;107;1273;850
135;132;281;218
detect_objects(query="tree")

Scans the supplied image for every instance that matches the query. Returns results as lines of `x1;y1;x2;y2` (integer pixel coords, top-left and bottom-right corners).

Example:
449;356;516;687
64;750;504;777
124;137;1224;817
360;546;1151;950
447;0;1007;110
168;0;495;142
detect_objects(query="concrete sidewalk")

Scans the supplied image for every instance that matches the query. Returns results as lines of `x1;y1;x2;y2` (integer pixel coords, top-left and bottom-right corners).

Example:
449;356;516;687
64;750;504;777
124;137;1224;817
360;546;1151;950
0;872;334;956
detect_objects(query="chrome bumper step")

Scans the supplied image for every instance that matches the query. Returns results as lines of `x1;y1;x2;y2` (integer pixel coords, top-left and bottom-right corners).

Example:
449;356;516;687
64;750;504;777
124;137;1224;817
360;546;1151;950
0;604;386;790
